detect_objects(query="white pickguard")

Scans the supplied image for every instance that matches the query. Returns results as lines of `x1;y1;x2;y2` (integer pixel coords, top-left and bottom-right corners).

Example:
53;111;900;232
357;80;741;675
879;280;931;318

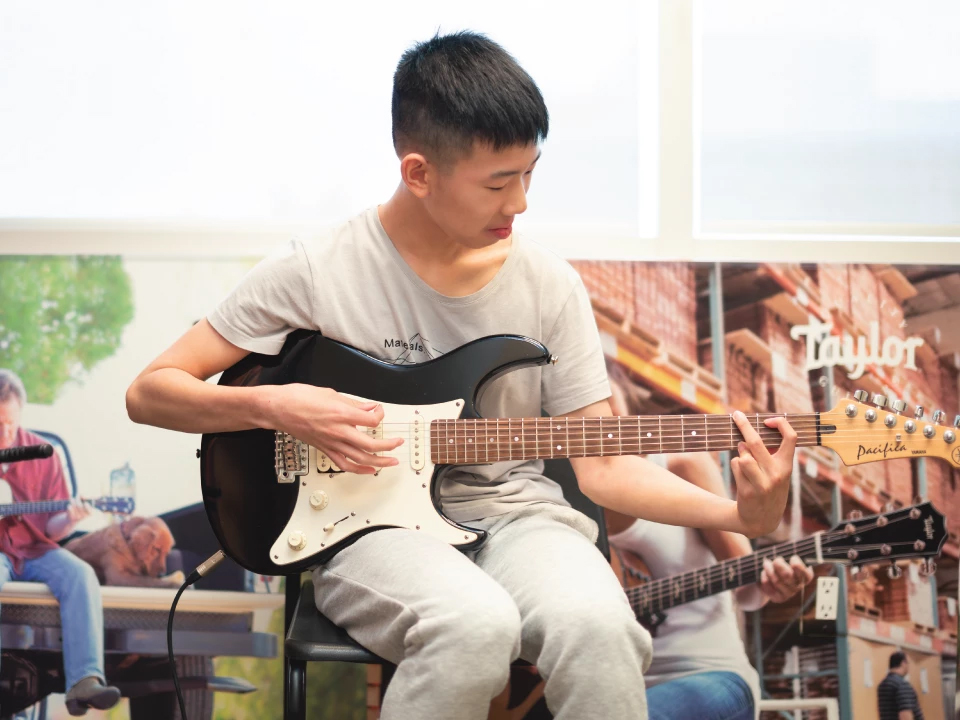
269;396;478;566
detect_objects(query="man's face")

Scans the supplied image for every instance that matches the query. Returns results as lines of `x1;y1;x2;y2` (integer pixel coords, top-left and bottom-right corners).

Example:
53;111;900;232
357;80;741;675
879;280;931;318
421;142;540;250
0;397;22;450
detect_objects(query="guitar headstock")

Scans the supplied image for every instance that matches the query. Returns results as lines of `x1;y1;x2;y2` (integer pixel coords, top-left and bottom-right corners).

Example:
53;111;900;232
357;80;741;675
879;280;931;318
90;496;136;515
816;502;947;572
820;392;960;469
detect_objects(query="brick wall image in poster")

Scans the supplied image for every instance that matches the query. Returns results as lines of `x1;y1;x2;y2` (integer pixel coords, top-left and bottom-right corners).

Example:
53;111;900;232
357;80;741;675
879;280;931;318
365;262;957;720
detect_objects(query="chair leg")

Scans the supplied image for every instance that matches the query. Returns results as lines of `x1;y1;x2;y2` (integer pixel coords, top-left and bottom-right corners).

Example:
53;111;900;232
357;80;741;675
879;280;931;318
284;655;307;720
379;663;396;707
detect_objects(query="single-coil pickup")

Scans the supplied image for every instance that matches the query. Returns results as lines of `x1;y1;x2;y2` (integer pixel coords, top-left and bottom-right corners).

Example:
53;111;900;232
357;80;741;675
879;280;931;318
411;416;424;471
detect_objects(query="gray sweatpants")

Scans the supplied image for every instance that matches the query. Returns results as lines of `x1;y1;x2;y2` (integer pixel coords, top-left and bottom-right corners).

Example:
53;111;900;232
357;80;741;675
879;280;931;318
312;502;653;719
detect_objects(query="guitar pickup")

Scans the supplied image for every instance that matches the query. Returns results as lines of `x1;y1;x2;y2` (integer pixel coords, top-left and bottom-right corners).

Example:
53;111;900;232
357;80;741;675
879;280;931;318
318;424;384;473
275;432;308;483
411;415;424;471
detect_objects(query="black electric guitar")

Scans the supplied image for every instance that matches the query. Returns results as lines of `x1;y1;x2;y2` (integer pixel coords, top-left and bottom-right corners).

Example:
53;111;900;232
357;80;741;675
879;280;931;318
610;501;947;633
200;331;960;575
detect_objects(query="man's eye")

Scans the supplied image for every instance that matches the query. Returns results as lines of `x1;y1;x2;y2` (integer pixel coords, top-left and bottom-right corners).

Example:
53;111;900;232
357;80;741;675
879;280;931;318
487;186;506;191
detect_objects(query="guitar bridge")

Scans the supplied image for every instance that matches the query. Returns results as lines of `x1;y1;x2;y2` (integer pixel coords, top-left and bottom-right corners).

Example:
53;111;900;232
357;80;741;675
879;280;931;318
275;432;308;483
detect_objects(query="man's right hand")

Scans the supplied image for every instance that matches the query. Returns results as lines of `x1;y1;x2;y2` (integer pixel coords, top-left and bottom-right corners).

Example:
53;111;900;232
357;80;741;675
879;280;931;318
265;384;403;475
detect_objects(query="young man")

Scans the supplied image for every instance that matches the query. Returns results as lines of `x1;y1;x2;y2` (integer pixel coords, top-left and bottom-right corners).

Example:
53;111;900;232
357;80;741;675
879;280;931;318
0;369;122;715
126;31;797;719
878;651;925;720
606;452;814;720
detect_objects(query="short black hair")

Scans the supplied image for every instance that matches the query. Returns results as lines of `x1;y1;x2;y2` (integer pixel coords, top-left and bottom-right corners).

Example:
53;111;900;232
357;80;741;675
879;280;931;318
392;30;549;165
889;651;907;669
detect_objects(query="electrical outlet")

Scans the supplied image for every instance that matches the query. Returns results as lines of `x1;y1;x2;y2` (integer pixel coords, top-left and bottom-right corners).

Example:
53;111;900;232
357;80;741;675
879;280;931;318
815;577;840;620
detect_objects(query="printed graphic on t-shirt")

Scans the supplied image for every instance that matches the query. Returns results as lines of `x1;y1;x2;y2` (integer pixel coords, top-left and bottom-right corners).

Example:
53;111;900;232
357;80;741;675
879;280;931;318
384;333;446;365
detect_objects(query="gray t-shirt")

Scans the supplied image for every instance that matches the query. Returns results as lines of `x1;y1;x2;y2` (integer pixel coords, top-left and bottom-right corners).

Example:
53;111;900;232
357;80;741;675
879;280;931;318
208;206;611;523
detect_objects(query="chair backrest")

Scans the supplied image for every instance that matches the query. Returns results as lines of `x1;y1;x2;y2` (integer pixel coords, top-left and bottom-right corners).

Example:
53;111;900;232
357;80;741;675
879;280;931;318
542;458;610;560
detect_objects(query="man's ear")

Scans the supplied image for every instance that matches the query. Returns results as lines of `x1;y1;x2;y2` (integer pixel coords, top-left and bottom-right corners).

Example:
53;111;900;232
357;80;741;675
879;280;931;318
399;151;433;199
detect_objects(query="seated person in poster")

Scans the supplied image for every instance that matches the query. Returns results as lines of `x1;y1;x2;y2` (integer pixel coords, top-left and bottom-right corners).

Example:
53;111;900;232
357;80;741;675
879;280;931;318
0;369;121;715
607;451;813;720
607;372;813;720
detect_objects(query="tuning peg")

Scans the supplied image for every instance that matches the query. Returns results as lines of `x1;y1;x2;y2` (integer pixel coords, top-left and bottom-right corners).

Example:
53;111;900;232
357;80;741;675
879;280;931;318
890;399;906;413
933;410;945;424
854;390;869;403
954;414;960;429
872;394;888;409
914;406;925;419
887;563;903;580
918;558;937;577
847;510;863;520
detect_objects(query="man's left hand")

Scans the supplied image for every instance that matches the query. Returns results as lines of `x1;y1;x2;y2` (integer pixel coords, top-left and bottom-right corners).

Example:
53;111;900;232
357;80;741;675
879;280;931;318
760;555;815;603
65;498;91;524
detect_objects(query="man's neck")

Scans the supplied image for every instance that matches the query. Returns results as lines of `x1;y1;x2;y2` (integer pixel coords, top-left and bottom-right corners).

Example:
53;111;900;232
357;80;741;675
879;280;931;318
378;187;512;298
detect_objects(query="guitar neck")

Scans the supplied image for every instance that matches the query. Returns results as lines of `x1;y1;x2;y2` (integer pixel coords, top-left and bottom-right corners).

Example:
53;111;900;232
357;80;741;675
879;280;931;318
430;412;822;464
627;534;825;619
0;499;74;517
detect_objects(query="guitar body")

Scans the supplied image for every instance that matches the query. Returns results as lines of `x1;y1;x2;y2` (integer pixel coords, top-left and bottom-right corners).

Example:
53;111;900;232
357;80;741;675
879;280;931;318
200;330;554;576
0;479;14;521
609;545;666;634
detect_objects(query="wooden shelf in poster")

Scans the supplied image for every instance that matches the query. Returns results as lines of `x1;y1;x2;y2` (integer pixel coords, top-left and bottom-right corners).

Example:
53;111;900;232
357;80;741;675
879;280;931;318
595;311;727;415
869;264;919;303
724;328;773;372
762;291;811;327
848;613;954;656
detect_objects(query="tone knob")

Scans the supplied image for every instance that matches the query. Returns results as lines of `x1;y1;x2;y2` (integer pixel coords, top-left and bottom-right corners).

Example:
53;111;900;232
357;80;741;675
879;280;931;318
872;394;888;409
287;531;307;550
310;490;329;510
853;390;869;403
890;399;906;413
933;410;945;424
914;406;925;419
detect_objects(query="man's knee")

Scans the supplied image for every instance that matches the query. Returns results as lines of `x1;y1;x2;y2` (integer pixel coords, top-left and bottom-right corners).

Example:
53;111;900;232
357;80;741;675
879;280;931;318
50;552;101;595
539;593;652;671
430;589;522;661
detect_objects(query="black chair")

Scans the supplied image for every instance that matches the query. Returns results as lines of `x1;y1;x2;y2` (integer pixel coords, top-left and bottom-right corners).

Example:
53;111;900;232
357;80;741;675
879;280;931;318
282;458;609;720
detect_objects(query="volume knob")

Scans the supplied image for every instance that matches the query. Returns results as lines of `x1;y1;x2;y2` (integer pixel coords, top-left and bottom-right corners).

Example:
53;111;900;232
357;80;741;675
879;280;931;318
287;531;307;550
310;490;329;510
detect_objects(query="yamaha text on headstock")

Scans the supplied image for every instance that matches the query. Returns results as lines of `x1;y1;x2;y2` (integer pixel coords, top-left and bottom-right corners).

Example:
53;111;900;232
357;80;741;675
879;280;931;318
200;332;960;575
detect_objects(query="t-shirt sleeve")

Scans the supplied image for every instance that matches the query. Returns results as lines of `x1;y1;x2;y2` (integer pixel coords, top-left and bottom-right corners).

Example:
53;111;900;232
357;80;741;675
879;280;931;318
540;275;612;416
207;238;317;355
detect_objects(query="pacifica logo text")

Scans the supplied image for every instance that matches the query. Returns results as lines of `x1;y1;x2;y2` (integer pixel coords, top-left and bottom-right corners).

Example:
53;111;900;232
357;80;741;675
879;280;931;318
790;320;924;380
856;441;909;461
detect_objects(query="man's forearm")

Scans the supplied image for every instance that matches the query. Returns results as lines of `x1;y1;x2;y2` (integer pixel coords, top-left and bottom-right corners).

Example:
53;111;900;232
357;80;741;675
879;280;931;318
126;367;276;434
575;454;755;535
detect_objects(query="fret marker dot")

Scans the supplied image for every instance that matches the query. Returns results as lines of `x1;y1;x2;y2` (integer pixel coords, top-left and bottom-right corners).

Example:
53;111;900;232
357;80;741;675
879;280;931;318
468;438;473;443
449;439;453;444
646;432;652;438
691;431;697;436
514;436;519;442
489;438;494;442
557;444;562;450
607;433;613;439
